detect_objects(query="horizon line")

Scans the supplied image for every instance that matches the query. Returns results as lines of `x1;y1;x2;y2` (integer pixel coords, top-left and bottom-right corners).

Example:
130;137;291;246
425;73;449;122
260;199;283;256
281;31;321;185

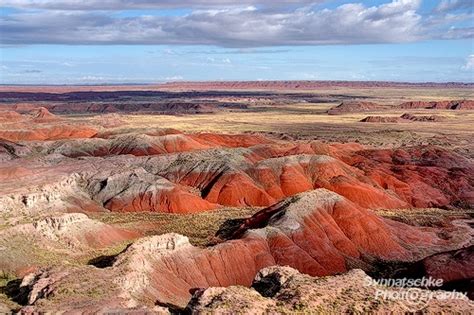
1;80;474;87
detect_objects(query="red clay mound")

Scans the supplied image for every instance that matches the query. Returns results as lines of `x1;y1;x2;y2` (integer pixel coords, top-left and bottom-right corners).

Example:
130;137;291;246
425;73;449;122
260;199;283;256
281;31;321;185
87;169;217;213
21;189;447;309
397;100;474;110
30;107;59;121
216;189;439;270
0;110;24;122
140;139;471;209
343;146;474;208
248;155;407;209
53;134;212;158
53;133;272;158
327;101;384;115
2;131;470;213
0;125;98;141
154;151;407;209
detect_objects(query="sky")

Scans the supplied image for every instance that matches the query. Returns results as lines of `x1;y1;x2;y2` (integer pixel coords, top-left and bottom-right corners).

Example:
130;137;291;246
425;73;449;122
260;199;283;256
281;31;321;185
0;0;473;84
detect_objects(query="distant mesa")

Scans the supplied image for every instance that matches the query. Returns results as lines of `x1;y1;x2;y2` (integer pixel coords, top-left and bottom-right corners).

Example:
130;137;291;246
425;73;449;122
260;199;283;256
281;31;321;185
327;101;384;115
328;99;474;115
360;113;444;123
158;80;474;90
397;100;474;110
1;100;247;115
399;113;444;122
360;116;401;123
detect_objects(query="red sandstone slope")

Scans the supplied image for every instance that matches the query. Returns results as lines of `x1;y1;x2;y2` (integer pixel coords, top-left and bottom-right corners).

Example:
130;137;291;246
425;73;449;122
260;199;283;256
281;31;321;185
343;146;474;208
0;109;97;141
87;169;217;213
30;107;59;121
0;110;24;122
140;141;471;210
1;132;471;214
0;125;98;141
50;133;272;158
18;189;457;310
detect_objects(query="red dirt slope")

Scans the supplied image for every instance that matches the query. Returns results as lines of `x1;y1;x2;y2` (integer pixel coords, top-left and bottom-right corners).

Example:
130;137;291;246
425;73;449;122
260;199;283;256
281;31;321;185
19;189;451;310
0;125;98;141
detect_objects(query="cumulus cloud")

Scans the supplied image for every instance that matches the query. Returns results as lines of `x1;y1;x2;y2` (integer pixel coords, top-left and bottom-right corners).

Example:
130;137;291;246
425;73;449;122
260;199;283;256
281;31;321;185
0;0;429;46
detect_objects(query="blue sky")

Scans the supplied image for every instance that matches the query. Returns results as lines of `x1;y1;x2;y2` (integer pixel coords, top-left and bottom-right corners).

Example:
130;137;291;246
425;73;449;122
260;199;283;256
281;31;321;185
0;0;473;84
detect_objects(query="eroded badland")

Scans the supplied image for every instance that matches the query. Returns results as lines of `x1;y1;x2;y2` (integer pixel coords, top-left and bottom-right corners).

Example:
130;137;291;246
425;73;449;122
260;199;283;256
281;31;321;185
0;81;473;313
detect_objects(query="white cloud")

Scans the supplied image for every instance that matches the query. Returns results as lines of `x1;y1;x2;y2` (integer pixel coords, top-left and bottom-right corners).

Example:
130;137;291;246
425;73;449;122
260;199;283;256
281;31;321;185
435;0;473;12
165;75;184;81
0;0;429;47
461;54;474;70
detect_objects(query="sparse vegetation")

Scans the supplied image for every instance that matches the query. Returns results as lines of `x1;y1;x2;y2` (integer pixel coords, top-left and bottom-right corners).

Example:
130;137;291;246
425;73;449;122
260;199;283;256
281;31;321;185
91;207;260;247
374;208;473;227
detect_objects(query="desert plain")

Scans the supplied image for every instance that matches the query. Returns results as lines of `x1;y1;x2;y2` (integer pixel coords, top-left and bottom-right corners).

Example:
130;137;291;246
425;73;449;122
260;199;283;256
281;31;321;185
0;81;473;313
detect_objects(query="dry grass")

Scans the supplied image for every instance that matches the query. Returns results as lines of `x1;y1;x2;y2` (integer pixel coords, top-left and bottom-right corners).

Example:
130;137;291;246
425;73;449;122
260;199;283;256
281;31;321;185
110;103;474;157
374;208;473;227
91;207;260;247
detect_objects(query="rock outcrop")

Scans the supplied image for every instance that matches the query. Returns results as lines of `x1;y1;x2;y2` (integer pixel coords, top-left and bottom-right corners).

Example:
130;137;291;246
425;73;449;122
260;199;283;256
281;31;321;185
0;213;138;275
187;266;473;313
